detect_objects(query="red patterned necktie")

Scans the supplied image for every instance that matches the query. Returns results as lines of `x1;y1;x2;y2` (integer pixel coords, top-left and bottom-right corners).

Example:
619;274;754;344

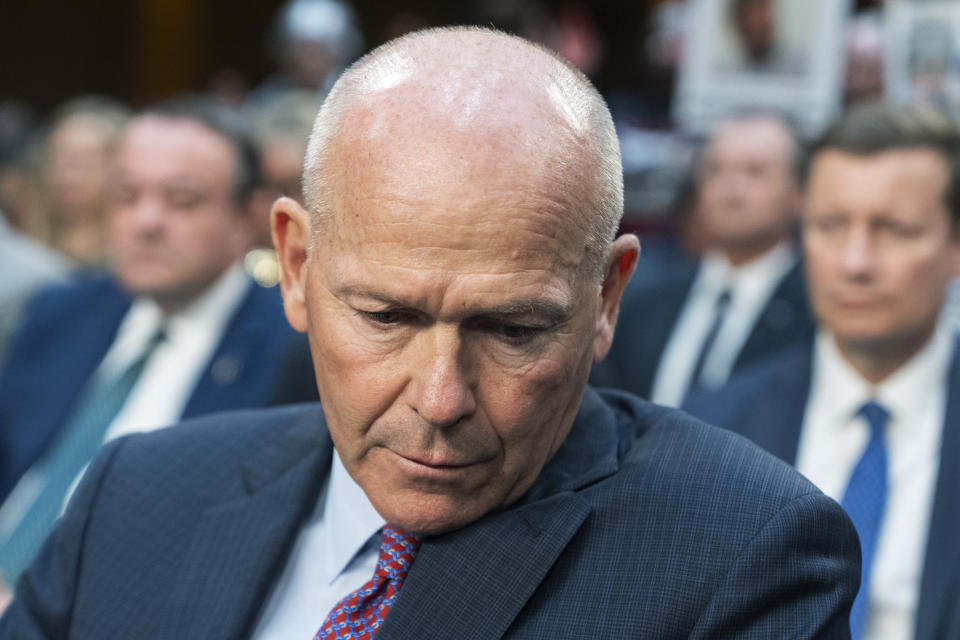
314;524;421;640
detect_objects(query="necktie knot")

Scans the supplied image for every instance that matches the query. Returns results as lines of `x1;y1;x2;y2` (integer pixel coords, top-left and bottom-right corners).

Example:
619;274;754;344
858;400;890;440
374;525;420;582
715;288;732;310
315;525;421;640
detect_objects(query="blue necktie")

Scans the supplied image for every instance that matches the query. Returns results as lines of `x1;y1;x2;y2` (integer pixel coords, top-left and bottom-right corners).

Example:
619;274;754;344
841;400;890;640
0;328;166;583
688;288;732;393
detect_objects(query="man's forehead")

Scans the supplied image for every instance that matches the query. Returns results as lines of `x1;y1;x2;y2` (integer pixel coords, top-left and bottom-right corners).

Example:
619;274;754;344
324;84;591;235
113;116;237;193
118;116;230;163
807;148;951;197
321;130;592;267
708;118;793;156
120;115;229;154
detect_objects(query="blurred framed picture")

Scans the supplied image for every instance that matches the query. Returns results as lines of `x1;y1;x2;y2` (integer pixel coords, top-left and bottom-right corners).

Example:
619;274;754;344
885;0;960;110
674;0;851;139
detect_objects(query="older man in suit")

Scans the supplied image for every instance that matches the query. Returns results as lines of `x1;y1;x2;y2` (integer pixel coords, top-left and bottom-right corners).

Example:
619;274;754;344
687;103;960;640
0;28;859;639
0;96;314;592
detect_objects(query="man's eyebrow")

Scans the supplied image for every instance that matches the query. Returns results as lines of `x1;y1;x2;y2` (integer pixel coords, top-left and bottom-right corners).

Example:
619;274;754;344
337;286;572;323
482;300;572;324
337;286;419;309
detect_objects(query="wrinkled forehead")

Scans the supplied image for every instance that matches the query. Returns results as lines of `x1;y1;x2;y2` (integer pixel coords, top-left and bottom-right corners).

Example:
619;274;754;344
324;119;590;265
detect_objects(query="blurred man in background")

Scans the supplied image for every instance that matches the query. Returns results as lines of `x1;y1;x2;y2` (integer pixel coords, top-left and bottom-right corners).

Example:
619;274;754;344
688;102;960;640
244;89;321;288
36;96;131;268
0;96;312;590
592;110;814;405
0;104;69;363
247;0;364;110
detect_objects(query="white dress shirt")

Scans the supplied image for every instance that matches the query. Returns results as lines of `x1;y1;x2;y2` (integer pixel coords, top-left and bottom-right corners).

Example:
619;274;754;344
796;327;952;640
101;262;251;440
252;452;385;639
651;242;796;406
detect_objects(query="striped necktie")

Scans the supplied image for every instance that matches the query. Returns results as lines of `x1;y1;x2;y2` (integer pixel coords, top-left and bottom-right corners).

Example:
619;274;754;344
841;400;890;640
0;327;166;583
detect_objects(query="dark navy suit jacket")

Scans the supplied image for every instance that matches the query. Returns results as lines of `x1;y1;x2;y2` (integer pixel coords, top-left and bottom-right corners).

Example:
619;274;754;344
685;345;960;640
0;273;315;503
590;253;815;400
0;388;859;638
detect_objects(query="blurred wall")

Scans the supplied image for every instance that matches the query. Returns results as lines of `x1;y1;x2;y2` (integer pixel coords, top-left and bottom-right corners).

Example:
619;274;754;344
0;0;884;114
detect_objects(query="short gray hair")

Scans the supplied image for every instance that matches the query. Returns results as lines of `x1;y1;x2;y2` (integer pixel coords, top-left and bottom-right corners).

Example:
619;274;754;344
302;26;623;278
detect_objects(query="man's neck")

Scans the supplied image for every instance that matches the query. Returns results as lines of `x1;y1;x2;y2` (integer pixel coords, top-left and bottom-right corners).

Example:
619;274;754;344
147;263;244;317
716;237;789;269
720;237;785;268
834;327;938;385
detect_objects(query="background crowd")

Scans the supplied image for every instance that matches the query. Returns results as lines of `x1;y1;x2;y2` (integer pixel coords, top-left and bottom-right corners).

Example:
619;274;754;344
1;0;958;638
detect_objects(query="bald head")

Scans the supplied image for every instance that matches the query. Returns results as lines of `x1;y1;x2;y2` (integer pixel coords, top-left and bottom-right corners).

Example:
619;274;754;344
302;27;622;278
271;29;640;536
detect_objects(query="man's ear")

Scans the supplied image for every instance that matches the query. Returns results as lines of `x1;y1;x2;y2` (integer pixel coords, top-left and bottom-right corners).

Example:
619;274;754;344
271;196;312;333
593;234;640;362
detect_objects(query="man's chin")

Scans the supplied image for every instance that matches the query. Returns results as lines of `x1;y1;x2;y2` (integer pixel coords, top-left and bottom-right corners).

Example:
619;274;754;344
120;279;180;301
114;264;179;295
370;490;497;537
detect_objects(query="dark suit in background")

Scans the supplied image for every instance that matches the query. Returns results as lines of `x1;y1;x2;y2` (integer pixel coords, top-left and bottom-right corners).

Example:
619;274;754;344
590;255;814;399
0;274;315;503
0;388;859;639
685;345;960;640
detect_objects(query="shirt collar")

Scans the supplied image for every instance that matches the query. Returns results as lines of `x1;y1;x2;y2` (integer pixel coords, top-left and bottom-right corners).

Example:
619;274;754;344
162;262;250;343
875;324;953;428
698;242;796;298
813;323;954;429
102;263;250;377
321;451;385;584
812;331;874;426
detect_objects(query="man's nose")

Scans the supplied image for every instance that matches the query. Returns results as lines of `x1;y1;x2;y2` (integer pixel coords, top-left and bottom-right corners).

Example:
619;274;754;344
840;227;875;279
128;197;166;233
406;325;477;428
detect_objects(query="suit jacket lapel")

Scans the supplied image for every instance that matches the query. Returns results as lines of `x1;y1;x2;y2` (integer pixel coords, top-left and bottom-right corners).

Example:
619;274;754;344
377;388;622;640
377;491;591;640
183;279;269;416
161;408;332;640
736;260;814;371
915;344;960;640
